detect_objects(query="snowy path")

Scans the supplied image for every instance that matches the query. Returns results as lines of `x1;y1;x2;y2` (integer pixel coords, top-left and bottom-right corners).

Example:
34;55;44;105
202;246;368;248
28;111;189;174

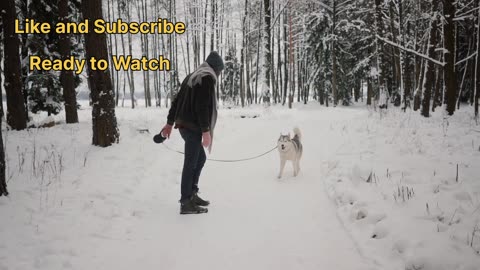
74;107;374;270
1;106;385;270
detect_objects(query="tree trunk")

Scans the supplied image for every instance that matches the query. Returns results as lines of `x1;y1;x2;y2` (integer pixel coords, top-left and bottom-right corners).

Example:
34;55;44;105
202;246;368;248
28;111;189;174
367;78;372;105
421;0;439;117
203;0;208;61
354;79;360;102
389;0;401;103
0;29;3;118
240;0;249;107
414;64;423;111
254;0;263;104
107;0;116;106
276;3;282;105
432;60;443;111
443;0;456;115
246;15;253;105
82;0;120;147
331;0;338;106
210;0;215;51
143;0;151;107
0;115;7;196
270;0;276;103
283;7;288;105
20;0;29;119
375;0;388;106
476;4;480;117
126;1;136;108
59;0;79;123
402;22;413;110
263;0;272;99
1;0;28;130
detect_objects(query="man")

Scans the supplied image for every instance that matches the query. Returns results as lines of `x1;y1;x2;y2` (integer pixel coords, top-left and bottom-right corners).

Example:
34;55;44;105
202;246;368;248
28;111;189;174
161;51;224;215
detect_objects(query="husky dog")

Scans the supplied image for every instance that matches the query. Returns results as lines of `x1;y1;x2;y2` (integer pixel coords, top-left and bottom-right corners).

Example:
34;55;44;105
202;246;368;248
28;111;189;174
277;128;303;178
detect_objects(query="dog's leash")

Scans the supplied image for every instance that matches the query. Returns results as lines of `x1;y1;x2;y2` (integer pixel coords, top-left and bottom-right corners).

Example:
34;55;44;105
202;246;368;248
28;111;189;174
161;143;278;163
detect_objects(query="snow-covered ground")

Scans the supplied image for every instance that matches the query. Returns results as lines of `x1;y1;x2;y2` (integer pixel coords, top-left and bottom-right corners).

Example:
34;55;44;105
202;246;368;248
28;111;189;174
1;103;479;270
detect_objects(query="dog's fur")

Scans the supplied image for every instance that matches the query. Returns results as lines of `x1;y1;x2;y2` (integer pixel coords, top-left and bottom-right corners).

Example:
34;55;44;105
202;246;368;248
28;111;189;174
277;128;303;178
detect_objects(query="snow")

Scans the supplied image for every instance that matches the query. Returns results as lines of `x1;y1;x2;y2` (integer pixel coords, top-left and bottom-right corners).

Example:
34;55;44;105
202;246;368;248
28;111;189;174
1;102;480;270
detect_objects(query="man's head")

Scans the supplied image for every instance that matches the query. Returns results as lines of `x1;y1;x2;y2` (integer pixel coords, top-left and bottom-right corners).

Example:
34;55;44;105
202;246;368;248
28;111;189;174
206;51;224;76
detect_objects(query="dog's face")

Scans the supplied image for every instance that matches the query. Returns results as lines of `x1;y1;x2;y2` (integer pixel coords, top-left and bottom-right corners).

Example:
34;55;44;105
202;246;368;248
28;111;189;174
277;134;292;153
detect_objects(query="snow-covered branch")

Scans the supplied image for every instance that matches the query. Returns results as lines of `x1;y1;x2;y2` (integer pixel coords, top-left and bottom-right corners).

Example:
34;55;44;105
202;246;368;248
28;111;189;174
376;35;446;67
456;52;478;66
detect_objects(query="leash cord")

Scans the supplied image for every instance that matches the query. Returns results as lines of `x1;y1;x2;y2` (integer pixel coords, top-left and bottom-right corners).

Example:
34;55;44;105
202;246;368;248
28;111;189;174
161;143;278;162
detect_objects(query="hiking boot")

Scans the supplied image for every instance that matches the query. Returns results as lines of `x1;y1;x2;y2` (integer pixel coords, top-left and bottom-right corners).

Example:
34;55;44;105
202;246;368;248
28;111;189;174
180;198;208;214
192;192;210;206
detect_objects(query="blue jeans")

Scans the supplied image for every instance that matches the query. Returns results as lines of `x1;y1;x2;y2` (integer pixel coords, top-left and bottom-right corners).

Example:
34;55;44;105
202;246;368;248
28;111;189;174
179;128;206;201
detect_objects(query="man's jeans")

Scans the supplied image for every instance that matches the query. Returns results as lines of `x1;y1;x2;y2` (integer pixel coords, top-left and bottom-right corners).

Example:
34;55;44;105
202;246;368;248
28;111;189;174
179;128;206;201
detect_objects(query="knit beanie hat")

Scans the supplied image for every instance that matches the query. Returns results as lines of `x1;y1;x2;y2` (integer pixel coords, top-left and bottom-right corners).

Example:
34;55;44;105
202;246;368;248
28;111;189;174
206;51;224;73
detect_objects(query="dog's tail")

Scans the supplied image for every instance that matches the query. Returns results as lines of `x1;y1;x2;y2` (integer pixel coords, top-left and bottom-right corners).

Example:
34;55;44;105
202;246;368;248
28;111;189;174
293;127;302;141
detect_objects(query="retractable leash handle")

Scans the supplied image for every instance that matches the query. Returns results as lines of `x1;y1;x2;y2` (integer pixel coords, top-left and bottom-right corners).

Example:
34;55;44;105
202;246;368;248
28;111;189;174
153;128;167;144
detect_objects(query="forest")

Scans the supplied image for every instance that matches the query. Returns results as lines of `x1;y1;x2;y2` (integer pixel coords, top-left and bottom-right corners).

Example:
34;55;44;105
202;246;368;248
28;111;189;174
0;0;478;190
0;0;478;194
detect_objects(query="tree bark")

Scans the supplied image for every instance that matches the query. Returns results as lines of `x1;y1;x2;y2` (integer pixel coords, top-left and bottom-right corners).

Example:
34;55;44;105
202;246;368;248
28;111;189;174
367;78;372;105
421;0;439;117
389;1;401;102
263;0;272;99
59;0;79;123
283;6;288;105
402;18;413;110
443;0;456;115
127;1;136;108
254;0;263;104
331;0;338;106
1;0;28;130
476;3;480;117
0;26;3;118
0;115;7;196
210;0;215;52
82;0;119;147
374;0;388;106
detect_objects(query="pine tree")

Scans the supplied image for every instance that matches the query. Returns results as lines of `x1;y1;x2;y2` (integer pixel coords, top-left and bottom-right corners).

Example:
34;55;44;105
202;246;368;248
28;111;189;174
222;46;241;105
27;0;63;116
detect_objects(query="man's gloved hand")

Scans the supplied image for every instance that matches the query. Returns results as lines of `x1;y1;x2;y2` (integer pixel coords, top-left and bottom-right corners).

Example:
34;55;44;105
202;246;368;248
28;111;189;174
161;124;173;138
202;131;211;148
